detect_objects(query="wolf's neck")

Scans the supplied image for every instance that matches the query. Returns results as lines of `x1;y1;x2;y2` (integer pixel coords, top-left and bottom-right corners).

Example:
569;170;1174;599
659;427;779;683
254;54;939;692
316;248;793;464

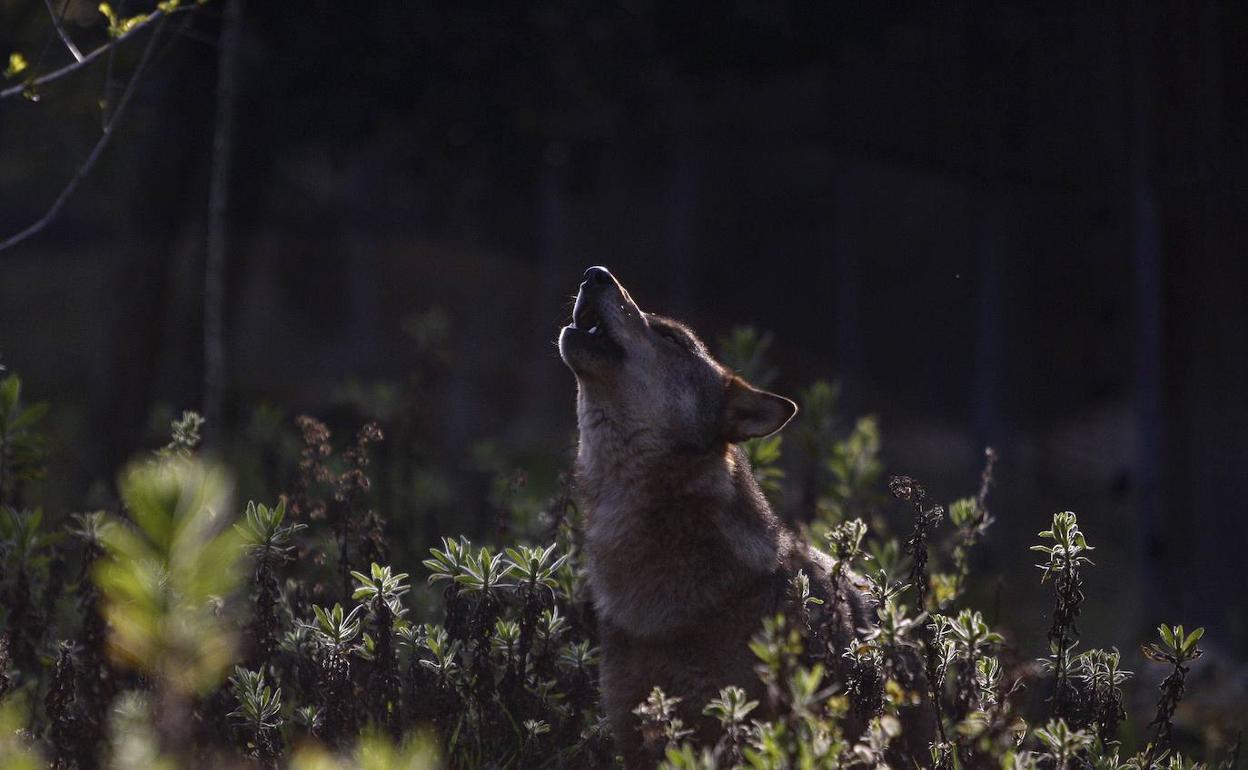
575;402;787;636
576;404;709;500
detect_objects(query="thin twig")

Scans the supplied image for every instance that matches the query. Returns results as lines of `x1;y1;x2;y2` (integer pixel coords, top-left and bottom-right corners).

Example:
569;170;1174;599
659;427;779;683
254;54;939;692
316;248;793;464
101;26;118;128
42;0;84;63
1;5;193;101
0;19;166;254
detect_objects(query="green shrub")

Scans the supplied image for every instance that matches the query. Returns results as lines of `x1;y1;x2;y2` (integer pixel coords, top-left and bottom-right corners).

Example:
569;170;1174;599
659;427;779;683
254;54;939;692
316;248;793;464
0;349;1235;770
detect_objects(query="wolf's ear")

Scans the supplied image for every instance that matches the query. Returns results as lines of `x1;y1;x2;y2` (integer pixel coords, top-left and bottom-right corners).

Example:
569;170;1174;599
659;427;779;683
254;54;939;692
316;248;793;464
722;377;798;443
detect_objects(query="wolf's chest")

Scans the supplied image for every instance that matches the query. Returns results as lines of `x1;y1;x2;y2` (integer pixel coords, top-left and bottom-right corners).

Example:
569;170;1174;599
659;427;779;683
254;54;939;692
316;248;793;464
583;494;778;637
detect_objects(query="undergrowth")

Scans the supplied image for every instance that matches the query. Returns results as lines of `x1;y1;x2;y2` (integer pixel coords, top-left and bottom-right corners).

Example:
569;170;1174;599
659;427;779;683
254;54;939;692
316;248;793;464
0;333;1238;769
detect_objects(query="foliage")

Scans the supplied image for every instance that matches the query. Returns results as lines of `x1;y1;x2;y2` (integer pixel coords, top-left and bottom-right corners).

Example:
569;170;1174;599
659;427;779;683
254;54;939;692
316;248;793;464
0;374;49;505
718;327;778;390
159;410;206;459
236;498;306;559
95;456;243;696
352;562;411;615
0;358;1231;770
1033;511;1095;722
4;53;28;79
1141;625;1206;763
229;665;283;759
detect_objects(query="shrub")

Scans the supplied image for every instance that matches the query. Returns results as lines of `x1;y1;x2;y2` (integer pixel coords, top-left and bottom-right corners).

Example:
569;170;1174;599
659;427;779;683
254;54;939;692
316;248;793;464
0;348;1234;770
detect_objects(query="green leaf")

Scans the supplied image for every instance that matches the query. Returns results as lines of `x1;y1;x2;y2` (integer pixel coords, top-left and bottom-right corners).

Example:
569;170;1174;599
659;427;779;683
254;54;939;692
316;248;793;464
98;2;117;28
0;375;19;415
1181;627;1204;654
1159;624;1175;650
3;52;26;80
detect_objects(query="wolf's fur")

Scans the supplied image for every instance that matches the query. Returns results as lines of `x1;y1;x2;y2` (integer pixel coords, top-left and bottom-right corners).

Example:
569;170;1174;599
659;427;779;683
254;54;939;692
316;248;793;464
558;267;872;767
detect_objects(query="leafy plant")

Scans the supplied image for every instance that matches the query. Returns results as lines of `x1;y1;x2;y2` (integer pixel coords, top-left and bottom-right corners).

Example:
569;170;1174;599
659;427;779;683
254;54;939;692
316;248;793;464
454;546;514;593
703;685;758;760
503;543;567;593
0;374;48;506
822;415;883;526
1141;624;1205;761
635;687;694;760
0;360;1229;770
228;665;283;759
718;327;778;389
236;498;305;559
1035;719;1096;770
308;603;364;650
95;458;242;695
159;410;205;459
352;562;411;616
1032;511;1095;721
422;535;472;585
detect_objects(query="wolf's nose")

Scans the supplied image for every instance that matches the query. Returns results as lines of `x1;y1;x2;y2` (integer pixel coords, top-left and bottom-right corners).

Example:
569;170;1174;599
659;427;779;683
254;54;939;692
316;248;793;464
583;266;612;287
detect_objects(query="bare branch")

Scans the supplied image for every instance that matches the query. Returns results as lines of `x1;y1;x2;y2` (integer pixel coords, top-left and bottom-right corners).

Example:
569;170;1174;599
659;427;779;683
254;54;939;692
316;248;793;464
43;0;84;63
0;19;166;254
1;5;193;101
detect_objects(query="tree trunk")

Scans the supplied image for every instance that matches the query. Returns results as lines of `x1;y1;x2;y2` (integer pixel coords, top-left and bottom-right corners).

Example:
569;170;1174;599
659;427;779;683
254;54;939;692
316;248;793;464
204;0;245;449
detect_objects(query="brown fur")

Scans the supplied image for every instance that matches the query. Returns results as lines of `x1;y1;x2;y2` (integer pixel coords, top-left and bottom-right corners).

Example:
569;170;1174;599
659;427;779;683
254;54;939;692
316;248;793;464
558;267;872;768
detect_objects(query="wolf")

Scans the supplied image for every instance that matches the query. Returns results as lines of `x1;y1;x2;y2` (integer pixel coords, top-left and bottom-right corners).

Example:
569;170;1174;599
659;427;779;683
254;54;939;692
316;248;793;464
558;266;874;767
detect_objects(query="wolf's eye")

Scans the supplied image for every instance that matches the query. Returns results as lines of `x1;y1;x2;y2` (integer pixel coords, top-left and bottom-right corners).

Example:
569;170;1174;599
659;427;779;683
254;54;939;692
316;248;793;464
655;328;684;347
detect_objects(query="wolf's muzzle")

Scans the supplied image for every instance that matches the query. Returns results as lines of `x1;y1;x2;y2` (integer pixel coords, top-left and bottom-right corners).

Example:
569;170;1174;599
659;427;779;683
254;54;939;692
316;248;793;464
582;265;613;289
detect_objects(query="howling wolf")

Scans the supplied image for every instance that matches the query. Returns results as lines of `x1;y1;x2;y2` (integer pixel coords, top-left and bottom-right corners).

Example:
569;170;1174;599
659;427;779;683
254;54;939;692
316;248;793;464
558;266;872;766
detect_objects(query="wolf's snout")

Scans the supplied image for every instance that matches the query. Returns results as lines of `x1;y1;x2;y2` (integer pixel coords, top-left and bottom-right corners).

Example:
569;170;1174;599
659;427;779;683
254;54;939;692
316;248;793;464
582;265;613;288
574;265;621;331
560;265;646;371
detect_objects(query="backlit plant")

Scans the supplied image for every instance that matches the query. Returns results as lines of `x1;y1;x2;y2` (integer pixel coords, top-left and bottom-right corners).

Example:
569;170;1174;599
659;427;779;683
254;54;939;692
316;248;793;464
0;348;1231;770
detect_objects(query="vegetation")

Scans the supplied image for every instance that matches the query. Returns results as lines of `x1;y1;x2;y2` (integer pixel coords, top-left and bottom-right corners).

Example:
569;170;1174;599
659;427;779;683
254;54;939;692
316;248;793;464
0;326;1237;768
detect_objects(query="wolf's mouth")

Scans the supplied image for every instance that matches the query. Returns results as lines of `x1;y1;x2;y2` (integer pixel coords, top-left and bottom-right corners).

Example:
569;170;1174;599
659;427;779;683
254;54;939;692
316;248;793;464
562;290;623;365
559;266;632;369
571;293;606;337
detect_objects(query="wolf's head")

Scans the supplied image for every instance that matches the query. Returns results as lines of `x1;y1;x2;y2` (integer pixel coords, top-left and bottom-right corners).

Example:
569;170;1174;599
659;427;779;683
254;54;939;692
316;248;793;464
559;267;797;469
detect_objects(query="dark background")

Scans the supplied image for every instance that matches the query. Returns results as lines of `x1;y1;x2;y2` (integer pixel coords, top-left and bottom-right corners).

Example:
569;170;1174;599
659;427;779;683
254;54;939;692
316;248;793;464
2;0;1245;714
